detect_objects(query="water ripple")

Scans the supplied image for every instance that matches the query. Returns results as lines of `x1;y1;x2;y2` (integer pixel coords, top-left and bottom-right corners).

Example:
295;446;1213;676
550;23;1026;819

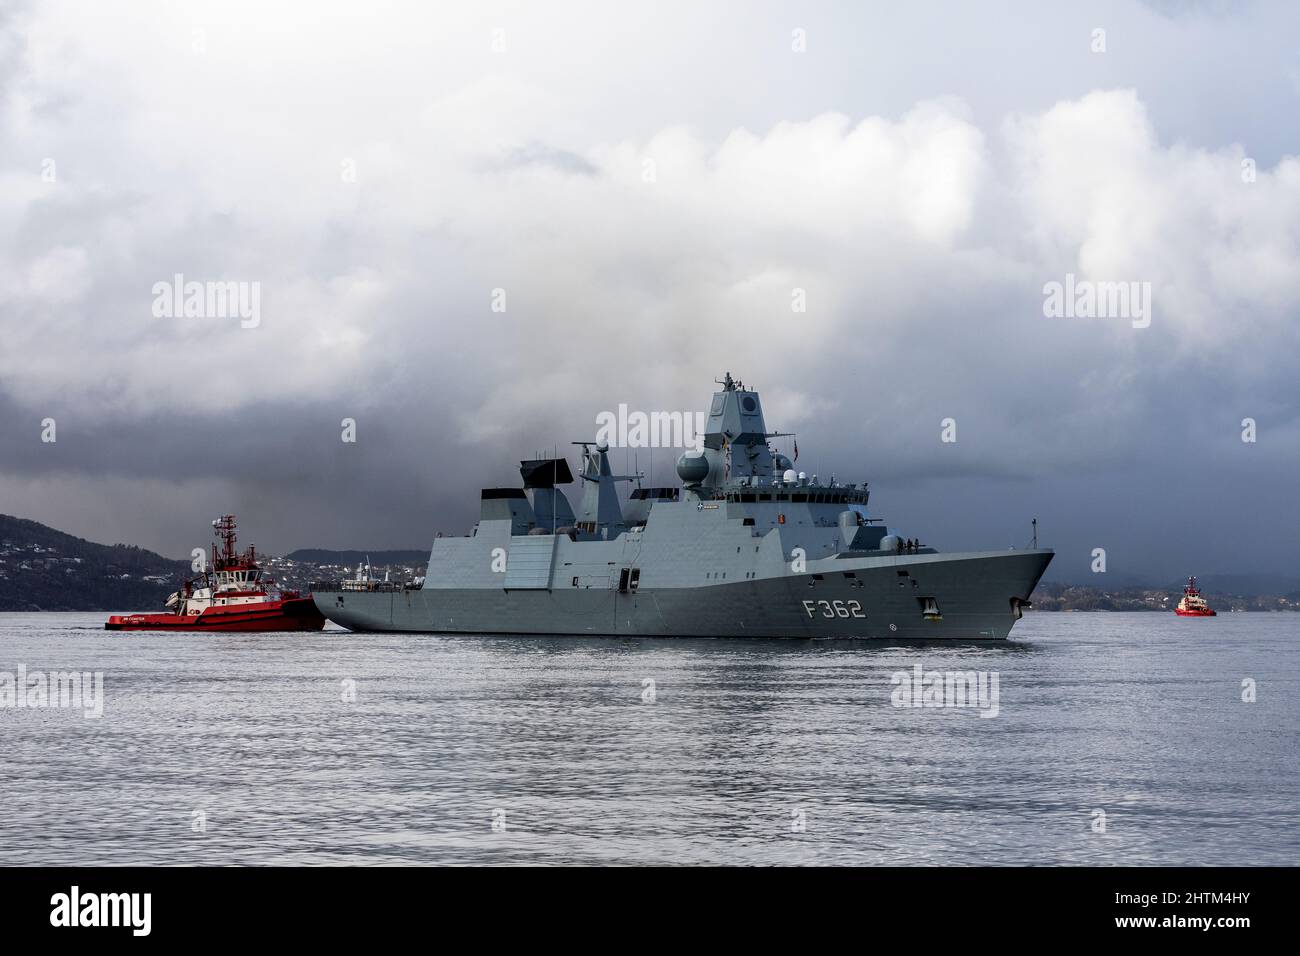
0;612;1296;865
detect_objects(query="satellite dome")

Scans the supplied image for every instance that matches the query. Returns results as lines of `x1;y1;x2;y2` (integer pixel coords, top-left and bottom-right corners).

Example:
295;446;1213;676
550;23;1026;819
676;450;710;484
782;469;798;484
880;535;901;552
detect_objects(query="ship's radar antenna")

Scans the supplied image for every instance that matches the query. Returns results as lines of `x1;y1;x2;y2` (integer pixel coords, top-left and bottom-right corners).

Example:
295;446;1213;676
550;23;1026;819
212;515;239;565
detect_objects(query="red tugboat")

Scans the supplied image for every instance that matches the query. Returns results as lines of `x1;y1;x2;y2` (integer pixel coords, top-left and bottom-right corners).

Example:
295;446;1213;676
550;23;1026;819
105;515;326;631
1174;576;1217;617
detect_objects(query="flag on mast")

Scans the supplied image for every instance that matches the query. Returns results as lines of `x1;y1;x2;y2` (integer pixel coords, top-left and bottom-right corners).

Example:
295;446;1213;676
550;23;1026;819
793;438;799;463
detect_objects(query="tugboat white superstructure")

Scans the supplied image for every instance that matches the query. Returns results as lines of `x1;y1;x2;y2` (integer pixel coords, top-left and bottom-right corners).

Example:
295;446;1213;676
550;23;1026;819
315;374;1053;639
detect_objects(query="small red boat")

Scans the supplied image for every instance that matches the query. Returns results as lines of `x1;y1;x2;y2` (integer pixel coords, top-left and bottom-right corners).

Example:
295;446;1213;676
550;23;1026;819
105;515;326;632
1174;576;1217;617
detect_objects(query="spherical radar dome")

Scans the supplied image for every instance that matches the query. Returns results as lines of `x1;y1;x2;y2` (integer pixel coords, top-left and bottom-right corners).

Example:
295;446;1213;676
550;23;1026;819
676;451;710;484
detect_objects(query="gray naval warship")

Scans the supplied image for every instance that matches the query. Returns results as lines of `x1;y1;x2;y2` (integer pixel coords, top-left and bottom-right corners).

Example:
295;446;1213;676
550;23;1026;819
315;374;1052;639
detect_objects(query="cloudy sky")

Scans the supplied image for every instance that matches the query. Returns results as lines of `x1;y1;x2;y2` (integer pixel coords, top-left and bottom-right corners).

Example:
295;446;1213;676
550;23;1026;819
1;0;1298;582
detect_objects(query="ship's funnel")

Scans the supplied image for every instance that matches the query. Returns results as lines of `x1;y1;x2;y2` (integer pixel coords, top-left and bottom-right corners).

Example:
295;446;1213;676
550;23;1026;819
520;457;576;529
519;458;574;488
532;486;576;530
479;488;535;535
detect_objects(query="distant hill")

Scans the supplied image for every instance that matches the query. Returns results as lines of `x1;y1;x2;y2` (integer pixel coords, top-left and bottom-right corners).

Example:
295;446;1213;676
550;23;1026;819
0;517;430;611
285;549;428;566
1033;579;1299;612
1177;574;1300;598
0;515;189;611
1048;573;1300;598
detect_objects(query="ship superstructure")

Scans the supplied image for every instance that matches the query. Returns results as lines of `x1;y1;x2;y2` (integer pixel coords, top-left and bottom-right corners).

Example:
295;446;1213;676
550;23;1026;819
315;374;1053;639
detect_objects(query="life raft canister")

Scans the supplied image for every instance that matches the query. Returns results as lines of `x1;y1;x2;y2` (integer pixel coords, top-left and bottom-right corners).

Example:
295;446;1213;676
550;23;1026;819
778;513;786;525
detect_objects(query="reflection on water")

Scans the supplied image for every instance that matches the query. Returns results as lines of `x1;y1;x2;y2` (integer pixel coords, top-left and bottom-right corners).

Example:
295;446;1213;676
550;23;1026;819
1;612;1297;865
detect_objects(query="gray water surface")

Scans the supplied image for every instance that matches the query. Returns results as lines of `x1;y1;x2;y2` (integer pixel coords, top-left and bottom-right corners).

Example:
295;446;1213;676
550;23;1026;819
1;611;1296;865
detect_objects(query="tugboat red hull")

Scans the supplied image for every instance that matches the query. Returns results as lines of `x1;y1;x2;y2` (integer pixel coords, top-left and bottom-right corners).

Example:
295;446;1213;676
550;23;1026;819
1174;607;1217;617
105;596;327;632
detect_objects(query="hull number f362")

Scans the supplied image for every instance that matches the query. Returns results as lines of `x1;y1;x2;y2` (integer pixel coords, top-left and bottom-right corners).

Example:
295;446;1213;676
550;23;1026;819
803;599;866;619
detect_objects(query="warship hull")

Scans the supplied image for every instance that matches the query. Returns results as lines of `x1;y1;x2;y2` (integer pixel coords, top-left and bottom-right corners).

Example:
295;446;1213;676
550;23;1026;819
315;549;1051;640
318;374;1054;640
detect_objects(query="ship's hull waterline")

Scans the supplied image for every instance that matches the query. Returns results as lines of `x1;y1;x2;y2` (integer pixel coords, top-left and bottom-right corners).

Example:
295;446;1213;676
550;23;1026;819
316;549;1052;639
